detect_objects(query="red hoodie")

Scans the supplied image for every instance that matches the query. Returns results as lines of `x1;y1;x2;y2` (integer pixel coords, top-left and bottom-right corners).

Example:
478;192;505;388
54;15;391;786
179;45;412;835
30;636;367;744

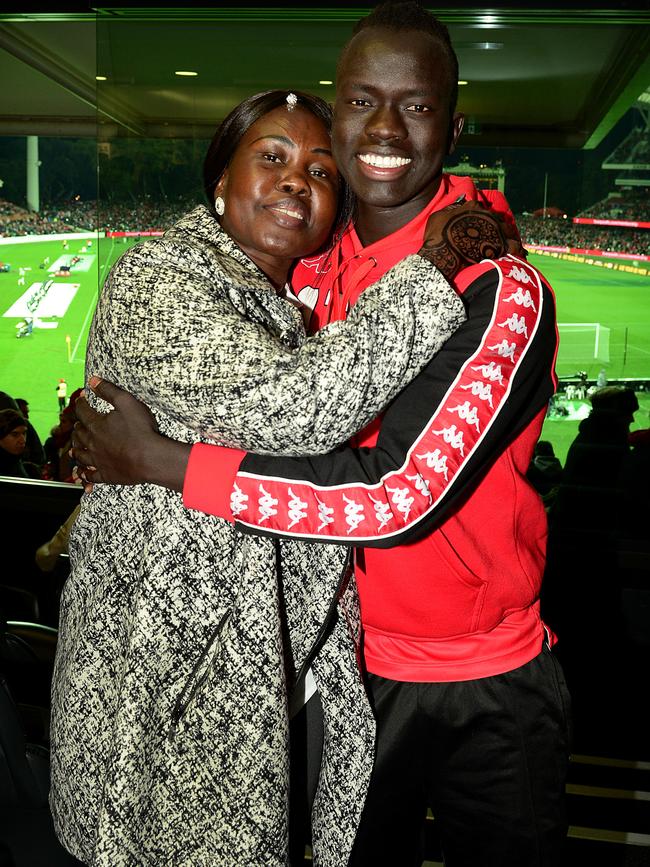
185;175;559;682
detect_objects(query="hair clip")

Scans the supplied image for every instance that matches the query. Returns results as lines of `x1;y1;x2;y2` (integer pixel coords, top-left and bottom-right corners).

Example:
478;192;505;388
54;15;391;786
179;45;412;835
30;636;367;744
286;92;298;111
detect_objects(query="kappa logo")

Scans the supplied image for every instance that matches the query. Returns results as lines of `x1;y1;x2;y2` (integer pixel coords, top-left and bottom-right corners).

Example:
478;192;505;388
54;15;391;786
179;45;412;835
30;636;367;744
448;400;481;432
503;286;537;311
470;361;505;384
258;484;278;523
230;484;249;517
431;424;466;456
415;449;449;480
287;488;308;529
460;380;494;407
343;494;365;534
299;253;332;275
369;494;392;530
406;472;432;502
315;495;335;532
498;313;529;338
386;485;415;523
488;339;517;362
507;264;533;284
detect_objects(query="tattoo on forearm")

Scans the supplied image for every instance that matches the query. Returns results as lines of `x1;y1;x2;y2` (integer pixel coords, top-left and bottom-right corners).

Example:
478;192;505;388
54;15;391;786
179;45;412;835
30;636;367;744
420;212;506;280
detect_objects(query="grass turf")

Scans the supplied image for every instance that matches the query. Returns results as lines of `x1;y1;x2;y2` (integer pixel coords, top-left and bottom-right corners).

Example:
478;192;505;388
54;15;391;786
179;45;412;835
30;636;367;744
1;239;648;463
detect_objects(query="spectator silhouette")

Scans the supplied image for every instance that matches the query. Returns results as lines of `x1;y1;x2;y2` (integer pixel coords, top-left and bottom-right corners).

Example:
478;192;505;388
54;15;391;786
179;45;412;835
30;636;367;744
0;391;45;477
543;386;640;749
14;396;46;470
527;439;563;505
0;409;29;478
43;389;83;483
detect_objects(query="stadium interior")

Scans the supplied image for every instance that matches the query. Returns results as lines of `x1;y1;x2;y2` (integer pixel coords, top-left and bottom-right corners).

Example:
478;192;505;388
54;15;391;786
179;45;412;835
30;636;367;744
0;2;649;864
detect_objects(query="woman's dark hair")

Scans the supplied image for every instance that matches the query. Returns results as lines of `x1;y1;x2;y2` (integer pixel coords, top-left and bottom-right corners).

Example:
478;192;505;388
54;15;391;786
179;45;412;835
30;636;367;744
203;89;355;241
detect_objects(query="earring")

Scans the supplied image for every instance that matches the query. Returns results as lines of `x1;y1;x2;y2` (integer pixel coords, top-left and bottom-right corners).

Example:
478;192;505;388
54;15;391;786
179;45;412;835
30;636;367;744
215;196;225;216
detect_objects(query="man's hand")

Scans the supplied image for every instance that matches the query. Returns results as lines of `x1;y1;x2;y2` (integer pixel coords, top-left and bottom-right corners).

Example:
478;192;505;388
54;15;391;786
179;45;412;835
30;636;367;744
419;200;526;281
70;377;159;486
70;377;190;493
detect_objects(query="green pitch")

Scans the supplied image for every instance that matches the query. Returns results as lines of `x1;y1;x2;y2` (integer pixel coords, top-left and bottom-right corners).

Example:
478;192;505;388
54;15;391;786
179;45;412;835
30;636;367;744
0;235;137;443
1;239;648;460
527;251;650;381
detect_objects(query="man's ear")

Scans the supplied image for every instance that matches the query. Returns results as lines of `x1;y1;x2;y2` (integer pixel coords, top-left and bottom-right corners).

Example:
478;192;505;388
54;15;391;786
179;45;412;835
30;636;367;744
447;112;465;156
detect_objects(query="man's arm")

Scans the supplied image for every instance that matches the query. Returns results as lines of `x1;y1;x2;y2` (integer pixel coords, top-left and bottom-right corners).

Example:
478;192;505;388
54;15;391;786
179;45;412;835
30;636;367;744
92;245;464;455
182;255;557;547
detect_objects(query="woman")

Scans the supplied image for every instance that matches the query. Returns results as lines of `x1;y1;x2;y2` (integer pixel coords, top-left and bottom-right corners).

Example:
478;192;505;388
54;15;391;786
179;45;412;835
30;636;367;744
51;89;465;867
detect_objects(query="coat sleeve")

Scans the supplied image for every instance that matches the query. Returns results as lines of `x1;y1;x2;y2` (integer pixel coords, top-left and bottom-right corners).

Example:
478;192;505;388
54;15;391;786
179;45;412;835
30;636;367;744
183;255;558;547
90;241;465;453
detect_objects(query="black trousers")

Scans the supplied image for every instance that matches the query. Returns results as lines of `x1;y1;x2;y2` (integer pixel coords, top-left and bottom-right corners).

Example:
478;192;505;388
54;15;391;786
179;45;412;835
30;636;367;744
348;647;572;867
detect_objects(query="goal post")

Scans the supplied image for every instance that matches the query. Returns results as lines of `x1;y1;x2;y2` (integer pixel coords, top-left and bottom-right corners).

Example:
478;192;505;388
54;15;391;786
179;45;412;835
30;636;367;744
557;323;611;364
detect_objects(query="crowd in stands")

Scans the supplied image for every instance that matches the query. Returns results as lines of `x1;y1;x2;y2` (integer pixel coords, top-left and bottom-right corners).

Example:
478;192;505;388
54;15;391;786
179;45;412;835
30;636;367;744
604;129;650;168
0;197;195;237
577;188;650;223
518;214;650;255
2;194;650;255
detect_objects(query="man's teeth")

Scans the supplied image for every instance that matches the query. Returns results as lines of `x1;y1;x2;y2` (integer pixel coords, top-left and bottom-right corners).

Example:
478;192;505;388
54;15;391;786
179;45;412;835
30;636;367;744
359;154;411;168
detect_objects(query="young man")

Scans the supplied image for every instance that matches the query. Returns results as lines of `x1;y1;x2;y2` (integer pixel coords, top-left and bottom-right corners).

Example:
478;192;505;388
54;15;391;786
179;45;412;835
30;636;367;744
73;3;568;864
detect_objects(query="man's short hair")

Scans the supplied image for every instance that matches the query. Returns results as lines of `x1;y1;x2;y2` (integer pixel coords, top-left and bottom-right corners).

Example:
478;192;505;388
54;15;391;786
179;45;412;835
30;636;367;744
341;1;459;113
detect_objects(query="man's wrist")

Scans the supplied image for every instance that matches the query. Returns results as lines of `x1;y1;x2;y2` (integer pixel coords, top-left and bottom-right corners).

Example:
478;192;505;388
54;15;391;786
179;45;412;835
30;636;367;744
148;435;191;492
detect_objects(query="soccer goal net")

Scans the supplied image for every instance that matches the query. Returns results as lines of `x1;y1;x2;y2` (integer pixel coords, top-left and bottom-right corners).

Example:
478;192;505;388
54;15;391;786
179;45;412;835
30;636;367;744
557;323;611;365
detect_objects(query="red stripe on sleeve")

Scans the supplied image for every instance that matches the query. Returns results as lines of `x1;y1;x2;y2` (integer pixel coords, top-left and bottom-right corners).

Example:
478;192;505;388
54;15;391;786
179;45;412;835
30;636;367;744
183;442;246;520
231;256;547;542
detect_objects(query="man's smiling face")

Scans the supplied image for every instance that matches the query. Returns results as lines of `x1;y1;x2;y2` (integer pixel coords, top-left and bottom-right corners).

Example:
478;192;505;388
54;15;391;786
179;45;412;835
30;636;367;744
333;26;464;235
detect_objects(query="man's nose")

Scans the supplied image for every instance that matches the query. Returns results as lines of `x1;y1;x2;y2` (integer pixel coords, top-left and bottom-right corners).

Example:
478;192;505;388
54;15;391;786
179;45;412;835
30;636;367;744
365;105;407;143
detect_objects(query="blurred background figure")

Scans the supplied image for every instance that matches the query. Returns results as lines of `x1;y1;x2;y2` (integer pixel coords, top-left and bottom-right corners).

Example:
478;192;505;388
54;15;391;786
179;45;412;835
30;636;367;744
35;504;81;573
0;408;29;477
0;391;45;477
527;439;563;508
56;378;67;411
14;396;46;470
43;389;83;483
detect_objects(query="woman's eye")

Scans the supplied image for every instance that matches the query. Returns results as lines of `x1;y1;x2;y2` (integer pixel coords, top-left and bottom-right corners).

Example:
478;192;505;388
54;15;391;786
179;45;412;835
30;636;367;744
406;104;431;113
350;99;371;107
310;168;329;178
262;153;282;162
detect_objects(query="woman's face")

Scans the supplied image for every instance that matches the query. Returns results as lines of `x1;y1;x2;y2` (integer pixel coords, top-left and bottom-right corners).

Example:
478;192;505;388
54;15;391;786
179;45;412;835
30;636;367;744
216;105;339;286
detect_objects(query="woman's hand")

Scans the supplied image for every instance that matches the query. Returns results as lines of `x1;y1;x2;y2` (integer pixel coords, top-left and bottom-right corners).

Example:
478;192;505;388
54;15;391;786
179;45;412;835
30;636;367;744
418;200;525;280
70;377;190;492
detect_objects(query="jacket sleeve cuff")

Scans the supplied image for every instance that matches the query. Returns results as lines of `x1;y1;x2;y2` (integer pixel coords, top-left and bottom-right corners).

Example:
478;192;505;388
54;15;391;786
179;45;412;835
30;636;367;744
182;442;246;520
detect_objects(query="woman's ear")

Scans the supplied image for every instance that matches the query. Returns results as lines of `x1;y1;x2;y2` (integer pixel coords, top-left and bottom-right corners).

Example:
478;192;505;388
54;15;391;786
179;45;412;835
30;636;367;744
215;168;228;200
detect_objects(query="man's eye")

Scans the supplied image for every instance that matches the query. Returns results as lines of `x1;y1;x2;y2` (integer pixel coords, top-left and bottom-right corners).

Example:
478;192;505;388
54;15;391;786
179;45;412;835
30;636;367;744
406;104;431;113
310;168;329;178
262;153;282;162
350;99;371;107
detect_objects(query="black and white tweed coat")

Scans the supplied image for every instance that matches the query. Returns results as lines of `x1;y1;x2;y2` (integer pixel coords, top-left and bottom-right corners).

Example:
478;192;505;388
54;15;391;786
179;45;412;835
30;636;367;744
49;206;465;866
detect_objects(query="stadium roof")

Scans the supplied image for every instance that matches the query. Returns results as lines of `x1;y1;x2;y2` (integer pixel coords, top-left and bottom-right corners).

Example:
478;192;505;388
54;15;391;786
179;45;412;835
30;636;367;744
0;2;649;149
